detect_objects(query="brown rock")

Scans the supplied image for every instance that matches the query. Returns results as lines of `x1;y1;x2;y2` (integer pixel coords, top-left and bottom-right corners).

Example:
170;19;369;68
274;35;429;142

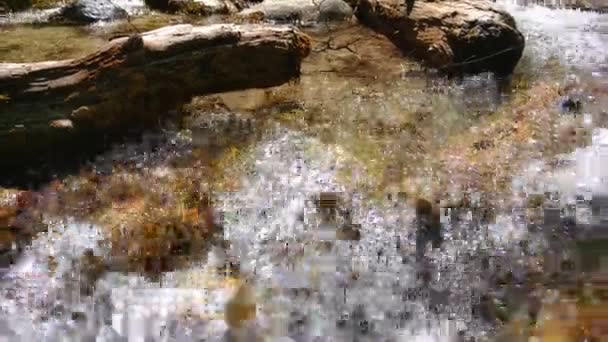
0;24;311;181
0;189;42;267
224;282;257;328
347;0;525;75
336;223;361;240
414;197;440;227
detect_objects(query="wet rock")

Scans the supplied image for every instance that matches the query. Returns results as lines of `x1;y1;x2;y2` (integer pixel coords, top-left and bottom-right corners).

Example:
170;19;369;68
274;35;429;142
146;0;247;14
224;282;257;329
0;227;18;268
71;311;88;322
414;198;442;259
560;97;582;113
189;111;257;156
50;304;67;318
49;0;128;24
428;287;450;313
318;0;352;21
575;0;608;12
346;0;525;75
78;248;107;296
336;223;361;240
472;293;498;323
336;311;349;327
238;0;353;24
144;0;169;9
0;25;310;182
288;310;308;337
0;190;42;269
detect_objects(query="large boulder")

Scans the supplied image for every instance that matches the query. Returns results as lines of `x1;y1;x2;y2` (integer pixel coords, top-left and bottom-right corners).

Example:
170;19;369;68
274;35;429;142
238;0;353;24
0;24;311;180
49;0;128;23
347;0;525;75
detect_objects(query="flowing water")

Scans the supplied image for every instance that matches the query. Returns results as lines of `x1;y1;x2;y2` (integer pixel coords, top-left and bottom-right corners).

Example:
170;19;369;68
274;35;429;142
2;1;608;341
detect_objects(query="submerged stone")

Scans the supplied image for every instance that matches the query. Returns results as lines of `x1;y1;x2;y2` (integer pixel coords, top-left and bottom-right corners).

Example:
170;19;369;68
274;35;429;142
50;0;128;23
560;97;583;113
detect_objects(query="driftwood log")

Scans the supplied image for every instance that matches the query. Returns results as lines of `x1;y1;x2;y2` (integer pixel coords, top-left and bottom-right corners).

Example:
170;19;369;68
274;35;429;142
0;24;310;184
347;0;525;75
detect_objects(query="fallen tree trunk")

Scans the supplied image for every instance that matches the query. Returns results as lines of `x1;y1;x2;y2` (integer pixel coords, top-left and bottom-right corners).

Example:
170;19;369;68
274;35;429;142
0;23;310;184
347;0;525;75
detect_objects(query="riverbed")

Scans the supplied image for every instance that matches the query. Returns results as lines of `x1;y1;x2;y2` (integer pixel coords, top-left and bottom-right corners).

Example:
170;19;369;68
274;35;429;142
1;1;608;341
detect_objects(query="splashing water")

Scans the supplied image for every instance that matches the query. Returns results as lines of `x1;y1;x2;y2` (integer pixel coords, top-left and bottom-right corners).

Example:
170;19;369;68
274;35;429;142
497;0;608;70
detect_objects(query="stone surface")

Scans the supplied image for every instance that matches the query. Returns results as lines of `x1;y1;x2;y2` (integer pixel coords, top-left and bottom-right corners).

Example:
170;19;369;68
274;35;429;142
146;0;248;14
238;0;353;23
573;0;608;11
50;0;128;23
0;24;311;184
346;0;525;75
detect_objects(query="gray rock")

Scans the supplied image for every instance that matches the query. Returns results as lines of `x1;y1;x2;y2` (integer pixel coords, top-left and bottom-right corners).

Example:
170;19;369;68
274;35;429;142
50;0;128;24
146;0;245;14
317;0;352;22
238;0;352;24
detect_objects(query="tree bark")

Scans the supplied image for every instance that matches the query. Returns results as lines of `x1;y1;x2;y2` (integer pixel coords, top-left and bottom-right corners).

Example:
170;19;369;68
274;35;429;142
0;23;310;182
